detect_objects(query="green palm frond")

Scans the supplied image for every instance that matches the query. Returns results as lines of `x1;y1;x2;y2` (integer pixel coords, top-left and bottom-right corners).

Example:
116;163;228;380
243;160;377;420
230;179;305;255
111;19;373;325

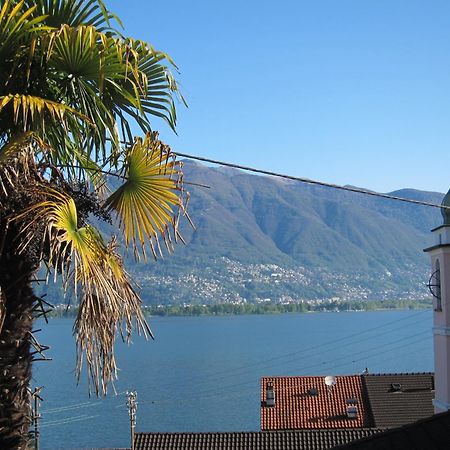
0;1;46;61
109;38;183;133
0;0;190;399
70;146;107;193
48;24;126;85
0;94;93;132
46;24;124;157
105;132;187;259
24;0;118;31
12;189;151;394
49;24;103;81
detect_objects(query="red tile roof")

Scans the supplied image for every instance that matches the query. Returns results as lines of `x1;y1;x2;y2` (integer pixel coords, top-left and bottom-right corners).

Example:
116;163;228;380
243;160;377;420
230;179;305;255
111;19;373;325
261;376;373;430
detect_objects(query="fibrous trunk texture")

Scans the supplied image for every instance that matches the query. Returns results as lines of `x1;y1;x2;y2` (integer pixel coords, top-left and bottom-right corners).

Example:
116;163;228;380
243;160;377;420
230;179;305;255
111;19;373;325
0;246;35;450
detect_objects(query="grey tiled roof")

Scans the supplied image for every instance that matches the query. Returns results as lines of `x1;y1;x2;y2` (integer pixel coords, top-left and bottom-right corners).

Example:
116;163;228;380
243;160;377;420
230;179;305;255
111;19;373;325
330;410;450;450
134;430;384;450
362;373;434;428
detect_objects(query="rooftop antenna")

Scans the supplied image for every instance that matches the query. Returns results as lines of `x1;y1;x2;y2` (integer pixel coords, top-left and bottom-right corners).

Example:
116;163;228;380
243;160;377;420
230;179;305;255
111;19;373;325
127;391;137;450
324;375;336;393
30;386;43;450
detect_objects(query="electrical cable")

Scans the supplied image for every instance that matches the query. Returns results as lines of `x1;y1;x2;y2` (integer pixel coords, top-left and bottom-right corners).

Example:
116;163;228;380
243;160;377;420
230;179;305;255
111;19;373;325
201;315;431;385
34;150;445;430
143;287;447;394
41;390;127;415
136;328;432;407
38;307;436;417
39;414;100;429
155;313;430;395
174;152;449;211
44;311;433;417
39;330;433;427
42;402;101;414
135;333;431;409
147;308;432;392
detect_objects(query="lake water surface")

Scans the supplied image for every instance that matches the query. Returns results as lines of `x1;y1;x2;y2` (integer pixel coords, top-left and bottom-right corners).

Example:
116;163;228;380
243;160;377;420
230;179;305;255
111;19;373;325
33;310;433;449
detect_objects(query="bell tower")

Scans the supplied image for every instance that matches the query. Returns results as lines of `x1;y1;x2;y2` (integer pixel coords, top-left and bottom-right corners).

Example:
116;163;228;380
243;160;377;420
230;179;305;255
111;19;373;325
424;189;450;413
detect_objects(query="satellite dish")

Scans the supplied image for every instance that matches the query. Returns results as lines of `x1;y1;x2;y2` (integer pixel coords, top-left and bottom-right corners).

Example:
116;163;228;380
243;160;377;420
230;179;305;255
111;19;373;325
324;375;336;387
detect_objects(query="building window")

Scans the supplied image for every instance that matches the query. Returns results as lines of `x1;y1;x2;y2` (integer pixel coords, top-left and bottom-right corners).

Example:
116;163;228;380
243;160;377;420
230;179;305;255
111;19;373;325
435;260;442;312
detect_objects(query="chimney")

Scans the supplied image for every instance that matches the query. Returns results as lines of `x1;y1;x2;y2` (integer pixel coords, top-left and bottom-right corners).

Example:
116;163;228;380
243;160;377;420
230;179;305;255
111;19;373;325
346;405;358;419
266;382;275;407
346;398;358;419
424;189;450;413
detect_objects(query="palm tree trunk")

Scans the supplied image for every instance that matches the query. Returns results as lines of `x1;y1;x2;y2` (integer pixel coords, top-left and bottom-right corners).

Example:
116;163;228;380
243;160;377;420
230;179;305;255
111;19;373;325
0;248;35;450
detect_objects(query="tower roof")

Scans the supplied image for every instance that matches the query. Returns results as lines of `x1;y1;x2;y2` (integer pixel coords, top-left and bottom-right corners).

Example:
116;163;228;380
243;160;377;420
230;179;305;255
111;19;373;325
442;189;450;225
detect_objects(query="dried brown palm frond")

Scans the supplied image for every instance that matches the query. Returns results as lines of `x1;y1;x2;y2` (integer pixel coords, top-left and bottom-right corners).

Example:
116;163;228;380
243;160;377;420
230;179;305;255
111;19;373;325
1;0;190;444
73;237;152;394
12;189;152;394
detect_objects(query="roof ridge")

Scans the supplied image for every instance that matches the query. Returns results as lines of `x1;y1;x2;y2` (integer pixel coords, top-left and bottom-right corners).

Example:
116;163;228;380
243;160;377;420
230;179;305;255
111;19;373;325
261;375;361;379
136;429;388;434
362;372;434;376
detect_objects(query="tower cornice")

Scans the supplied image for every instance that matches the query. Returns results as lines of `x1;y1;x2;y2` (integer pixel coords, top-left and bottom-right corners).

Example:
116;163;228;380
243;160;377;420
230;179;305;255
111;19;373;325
431;224;450;233
424;244;450;253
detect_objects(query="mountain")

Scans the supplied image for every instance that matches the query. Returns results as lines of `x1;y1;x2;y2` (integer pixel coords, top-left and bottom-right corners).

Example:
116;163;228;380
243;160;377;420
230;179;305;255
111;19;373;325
117;161;443;305
39;161;444;306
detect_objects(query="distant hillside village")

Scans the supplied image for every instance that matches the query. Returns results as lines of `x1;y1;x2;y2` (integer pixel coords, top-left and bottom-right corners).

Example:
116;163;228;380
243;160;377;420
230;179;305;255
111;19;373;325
96;162;445;307
39;163;443;310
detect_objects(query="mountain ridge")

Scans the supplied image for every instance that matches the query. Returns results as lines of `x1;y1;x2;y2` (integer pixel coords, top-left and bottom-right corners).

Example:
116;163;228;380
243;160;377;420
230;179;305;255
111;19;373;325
124;161;444;305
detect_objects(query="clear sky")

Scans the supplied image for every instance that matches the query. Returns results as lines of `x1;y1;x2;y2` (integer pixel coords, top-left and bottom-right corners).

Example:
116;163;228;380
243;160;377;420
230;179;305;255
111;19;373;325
106;0;450;194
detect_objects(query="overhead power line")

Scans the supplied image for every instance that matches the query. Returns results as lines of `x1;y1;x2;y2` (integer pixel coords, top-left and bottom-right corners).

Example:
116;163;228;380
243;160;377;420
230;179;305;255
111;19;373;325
150;308;430;393
174;152;449;211
136;330;431;408
39;414;100;429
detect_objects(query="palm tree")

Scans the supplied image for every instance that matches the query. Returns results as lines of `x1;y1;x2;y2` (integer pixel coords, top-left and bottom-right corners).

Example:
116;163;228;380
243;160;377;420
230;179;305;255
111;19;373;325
0;1;191;448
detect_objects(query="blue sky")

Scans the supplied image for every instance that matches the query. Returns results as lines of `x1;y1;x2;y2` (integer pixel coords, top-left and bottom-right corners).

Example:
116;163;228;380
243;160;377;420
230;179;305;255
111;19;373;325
107;0;450;194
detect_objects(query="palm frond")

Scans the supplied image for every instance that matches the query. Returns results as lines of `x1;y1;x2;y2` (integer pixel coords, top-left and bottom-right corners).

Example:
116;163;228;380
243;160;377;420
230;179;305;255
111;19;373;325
12;189;151;394
0;94;93;131
105;132;188;259
0;132;55;167
0;0;189;401
0;0;46;61
0;132;34;163
45;25;126;159
70;146;107;193
74;238;152;394
110;38;184;132
25;0;118;31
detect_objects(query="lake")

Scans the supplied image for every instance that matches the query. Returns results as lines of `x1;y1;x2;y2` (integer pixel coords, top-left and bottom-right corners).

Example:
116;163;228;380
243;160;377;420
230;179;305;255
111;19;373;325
33;310;433;449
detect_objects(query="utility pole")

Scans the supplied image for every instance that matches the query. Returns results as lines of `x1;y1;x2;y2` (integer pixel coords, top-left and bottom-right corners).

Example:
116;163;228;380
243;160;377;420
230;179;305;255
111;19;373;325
126;391;137;450
30;387;43;450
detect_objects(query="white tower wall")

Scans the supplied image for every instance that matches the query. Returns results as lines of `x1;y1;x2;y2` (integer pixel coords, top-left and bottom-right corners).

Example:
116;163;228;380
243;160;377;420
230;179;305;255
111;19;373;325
425;226;450;413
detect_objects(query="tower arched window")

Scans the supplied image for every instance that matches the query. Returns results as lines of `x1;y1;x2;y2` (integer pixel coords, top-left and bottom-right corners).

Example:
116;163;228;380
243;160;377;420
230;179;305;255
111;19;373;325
435;259;442;312
428;259;442;312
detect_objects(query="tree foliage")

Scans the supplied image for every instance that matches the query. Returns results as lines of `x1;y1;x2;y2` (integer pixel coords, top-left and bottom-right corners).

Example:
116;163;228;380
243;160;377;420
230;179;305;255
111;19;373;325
0;0;190;397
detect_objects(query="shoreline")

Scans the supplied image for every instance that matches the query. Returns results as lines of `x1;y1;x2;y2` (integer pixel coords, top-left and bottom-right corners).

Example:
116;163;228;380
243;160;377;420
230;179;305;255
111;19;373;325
46;299;432;318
